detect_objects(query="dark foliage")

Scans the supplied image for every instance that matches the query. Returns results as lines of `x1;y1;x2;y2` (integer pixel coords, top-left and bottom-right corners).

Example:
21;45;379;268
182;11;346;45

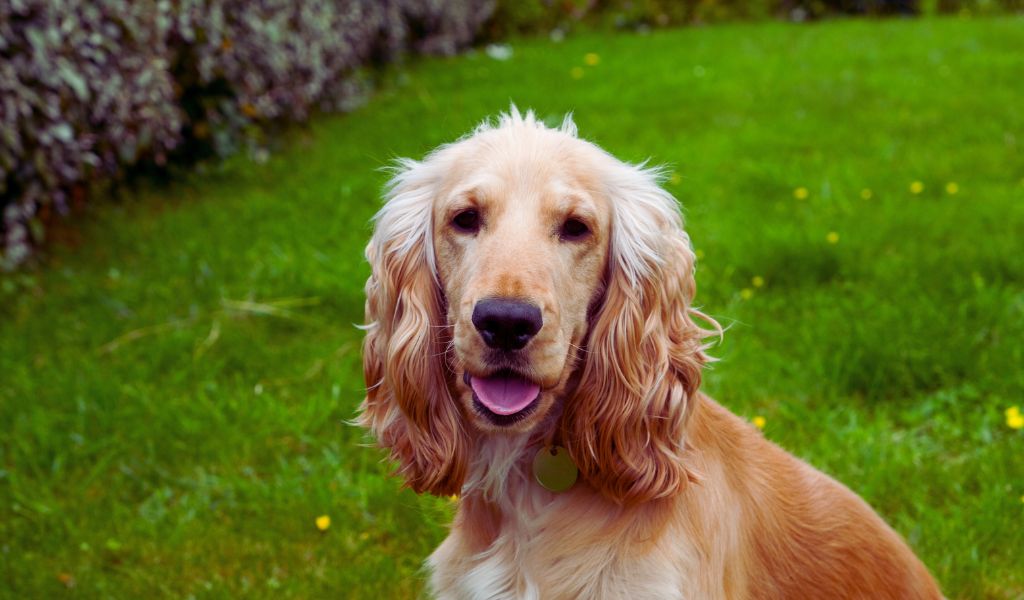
1;0;494;269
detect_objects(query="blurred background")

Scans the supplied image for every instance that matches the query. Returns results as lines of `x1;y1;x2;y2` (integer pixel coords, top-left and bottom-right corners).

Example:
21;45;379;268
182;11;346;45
1;1;1022;598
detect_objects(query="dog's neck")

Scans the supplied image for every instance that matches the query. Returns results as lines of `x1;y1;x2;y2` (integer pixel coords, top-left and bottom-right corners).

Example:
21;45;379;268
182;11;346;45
463;433;535;502
459;431;569;550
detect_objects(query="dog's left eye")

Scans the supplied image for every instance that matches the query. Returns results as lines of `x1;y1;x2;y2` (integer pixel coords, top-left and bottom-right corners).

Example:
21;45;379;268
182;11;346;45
560;218;590;241
452;209;480;233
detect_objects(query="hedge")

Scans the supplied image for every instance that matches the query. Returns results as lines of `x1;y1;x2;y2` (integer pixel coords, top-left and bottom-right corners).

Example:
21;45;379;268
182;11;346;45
0;0;495;270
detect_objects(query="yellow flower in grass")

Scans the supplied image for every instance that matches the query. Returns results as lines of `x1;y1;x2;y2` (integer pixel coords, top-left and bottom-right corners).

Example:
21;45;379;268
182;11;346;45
1006;406;1024;430
793;187;809;200
740;288;754;300
570;66;584;79
910;181;924;194
826;231;840;244
449;494;459;503
315;515;331;531
584;52;600;66
945;182;959;195
751;276;765;288
669;172;682;185
860;188;873;200
752;416;766;430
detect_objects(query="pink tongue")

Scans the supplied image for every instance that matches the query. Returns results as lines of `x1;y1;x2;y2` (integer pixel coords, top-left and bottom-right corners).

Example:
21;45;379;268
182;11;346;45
470;374;540;415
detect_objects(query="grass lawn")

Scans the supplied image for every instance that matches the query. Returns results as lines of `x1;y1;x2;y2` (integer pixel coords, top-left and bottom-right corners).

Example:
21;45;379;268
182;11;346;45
2;15;1023;599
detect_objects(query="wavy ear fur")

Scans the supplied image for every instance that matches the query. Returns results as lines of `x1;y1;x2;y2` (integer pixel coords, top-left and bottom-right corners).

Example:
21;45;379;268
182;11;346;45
562;162;719;506
358;157;469;496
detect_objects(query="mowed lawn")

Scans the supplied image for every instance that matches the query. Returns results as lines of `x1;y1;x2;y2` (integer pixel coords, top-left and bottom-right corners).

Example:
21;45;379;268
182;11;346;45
2;15;1023;599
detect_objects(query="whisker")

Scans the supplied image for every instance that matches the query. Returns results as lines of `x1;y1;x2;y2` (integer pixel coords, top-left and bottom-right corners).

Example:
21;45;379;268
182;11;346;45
429;339;459;362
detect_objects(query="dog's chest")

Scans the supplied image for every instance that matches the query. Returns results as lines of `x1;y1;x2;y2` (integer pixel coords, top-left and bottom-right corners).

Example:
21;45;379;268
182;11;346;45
428;497;695;600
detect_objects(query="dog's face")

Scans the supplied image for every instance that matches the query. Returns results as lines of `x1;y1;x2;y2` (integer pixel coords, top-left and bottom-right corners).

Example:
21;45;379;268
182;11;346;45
360;110;714;502
432;129;611;433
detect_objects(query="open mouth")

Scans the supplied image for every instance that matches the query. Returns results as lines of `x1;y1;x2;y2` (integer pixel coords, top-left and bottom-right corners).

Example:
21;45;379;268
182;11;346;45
464;369;541;426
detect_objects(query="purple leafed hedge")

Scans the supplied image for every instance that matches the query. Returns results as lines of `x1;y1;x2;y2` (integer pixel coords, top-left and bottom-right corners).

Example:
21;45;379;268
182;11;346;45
0;0;495;269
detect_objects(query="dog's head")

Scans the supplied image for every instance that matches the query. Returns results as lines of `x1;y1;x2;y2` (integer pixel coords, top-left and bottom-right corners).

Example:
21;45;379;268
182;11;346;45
359;109;717;504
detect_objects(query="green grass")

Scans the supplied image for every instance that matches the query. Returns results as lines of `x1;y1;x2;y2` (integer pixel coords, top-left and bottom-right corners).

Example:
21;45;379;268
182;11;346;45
2;15;1023;599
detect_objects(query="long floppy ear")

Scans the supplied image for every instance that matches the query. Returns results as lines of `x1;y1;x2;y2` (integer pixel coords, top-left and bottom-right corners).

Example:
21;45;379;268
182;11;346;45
562;162;719;506
357;157;470;497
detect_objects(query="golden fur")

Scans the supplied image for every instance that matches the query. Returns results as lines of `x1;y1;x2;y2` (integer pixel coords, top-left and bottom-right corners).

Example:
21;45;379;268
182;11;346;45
359;108;941;599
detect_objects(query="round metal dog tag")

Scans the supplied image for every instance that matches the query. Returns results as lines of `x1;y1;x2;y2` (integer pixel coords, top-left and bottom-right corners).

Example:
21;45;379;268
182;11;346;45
532;445;578;493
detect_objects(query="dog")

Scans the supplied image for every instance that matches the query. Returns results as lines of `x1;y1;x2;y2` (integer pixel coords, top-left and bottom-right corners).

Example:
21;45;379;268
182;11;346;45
358;108;941;599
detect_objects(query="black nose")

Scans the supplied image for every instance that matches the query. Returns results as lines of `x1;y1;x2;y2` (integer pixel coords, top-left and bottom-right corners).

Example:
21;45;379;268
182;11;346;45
472;299;543;351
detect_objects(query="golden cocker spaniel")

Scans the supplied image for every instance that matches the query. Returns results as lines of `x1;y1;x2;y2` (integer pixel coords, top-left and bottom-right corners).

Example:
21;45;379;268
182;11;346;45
358;108;941;599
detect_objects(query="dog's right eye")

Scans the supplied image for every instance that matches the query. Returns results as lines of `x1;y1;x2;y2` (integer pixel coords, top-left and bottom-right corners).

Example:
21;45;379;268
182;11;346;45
452;209;480;233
